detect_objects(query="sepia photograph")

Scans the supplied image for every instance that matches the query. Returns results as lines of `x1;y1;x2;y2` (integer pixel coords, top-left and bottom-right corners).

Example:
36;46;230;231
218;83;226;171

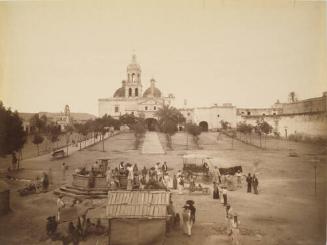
0;0;326;244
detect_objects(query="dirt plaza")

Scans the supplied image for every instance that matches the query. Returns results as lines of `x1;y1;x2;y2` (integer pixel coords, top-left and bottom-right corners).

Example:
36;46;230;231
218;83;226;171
0;131;326;245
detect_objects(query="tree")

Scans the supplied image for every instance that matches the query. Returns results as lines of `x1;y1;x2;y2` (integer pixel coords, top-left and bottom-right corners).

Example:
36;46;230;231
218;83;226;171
288;91;298;103
64;125;74;155
119;113;137;129
255;120;273;148
185;122;202;147
32;132;44;156
74;123;89;149
47;124;61;146
220;120;230;130
155;105;185;149
29;113;47;133
0;102;27;168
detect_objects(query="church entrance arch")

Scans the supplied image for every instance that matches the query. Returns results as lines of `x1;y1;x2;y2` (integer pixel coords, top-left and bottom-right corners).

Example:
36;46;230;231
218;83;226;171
145;118;159;131
199;121;209;132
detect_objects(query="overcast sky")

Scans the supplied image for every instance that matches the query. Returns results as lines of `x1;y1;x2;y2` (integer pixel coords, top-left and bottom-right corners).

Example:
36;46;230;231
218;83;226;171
0;0;326;115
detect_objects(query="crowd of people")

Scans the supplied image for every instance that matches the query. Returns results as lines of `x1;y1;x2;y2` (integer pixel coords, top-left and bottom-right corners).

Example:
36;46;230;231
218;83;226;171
54;158;260;245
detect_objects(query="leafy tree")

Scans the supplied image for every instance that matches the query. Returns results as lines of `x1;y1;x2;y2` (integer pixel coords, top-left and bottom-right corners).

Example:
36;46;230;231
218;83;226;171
29;113;48;133
185;122;202;147
119;113;137;129
0;101;26;169
256;120;273;135
155;105;185;148
64;125;74;155
74;123;89;149
0;102;27;169
32;132;44;156
255;120;273;148
47;124;61;144
220;120;230;130
288;91;298;103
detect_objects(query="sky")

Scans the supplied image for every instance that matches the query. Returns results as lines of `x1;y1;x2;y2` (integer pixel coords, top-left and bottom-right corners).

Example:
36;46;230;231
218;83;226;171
0;0;326;115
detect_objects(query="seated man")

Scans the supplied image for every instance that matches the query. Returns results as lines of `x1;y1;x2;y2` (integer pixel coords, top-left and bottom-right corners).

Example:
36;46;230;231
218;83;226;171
95;219;106;235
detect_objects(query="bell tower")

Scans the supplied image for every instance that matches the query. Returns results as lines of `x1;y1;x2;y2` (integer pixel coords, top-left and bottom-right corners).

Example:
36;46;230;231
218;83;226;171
125;54;142;98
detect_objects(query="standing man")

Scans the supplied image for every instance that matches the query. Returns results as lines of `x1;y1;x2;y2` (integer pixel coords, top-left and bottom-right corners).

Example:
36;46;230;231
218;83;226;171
56;195;65;222
11;152;17;171
252;174;259;194
222;187;228;206
230;212;241;245
225;204;233;235
61;162;67;182
235;170;242;188
246;173;252;193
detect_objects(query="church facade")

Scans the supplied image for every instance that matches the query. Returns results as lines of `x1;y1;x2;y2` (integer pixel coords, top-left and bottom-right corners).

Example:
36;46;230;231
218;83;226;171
98;55;175;121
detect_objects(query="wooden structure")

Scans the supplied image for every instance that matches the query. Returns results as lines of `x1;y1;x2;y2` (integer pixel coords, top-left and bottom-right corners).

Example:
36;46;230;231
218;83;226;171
0;181;10;215
96;157;111;173
107;190;170;245
182;154;213;180
72;174;108;189
51;149;66;159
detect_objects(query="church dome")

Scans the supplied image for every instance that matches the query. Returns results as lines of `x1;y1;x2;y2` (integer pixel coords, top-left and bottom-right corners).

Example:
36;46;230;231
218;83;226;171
143;87;162;98
143;78;162;98
113;87;125;97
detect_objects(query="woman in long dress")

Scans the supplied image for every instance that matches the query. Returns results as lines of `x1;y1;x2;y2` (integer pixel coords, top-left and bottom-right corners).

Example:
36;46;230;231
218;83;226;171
182;205;192;236
213;182;219;199
126;164;134;190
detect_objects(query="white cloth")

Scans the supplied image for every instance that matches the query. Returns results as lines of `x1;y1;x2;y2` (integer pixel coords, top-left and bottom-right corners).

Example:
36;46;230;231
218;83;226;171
182;209;193;236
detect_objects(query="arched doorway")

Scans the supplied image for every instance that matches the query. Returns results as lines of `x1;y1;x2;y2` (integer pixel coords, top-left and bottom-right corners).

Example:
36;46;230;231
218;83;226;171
145;118;159;131
199;121;208;132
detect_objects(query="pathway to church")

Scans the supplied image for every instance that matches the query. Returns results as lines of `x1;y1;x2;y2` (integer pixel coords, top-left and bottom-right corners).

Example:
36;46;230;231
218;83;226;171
141;131;165;154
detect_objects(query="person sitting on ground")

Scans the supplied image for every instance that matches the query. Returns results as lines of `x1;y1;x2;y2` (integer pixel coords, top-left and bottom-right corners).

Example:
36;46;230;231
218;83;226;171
46;216;58;236
85;218;96;235
95;219;106;235
174;213;180;230
68;221;79;245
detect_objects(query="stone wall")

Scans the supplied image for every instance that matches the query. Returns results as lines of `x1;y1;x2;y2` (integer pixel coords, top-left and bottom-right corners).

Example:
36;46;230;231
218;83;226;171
240;113;327;138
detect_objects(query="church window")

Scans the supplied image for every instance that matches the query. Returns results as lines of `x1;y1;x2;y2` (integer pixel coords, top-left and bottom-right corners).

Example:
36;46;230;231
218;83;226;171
115;106;119;113
145;106;148;111
128;88;132;97
154;106;156;110
132;73;135;82
135;88;138;97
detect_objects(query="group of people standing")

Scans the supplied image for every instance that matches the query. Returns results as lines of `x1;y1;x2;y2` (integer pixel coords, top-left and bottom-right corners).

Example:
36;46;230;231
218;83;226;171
246;173;259;194
211;170;260;245
104;161;170;190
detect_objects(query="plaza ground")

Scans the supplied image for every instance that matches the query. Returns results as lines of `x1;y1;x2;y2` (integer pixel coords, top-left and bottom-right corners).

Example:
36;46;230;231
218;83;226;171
0;131;326;245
